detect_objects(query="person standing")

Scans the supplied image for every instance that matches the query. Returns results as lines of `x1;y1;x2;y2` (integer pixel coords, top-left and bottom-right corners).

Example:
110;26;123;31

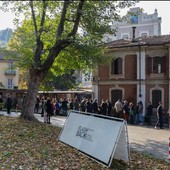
114;99;123;118
146;102;153;125
80;98;86;112
34;96;40;113
106;99;112;116
55;100;60;116
138;101;144;125
61;97;68;116
122;100;129;122
92;99;98;114
129;102;135;124
100;99;107;115
0;95;3;113
6;95;12;114
69;98;74;110
85;99;93;113
45;97;52;124
155;102;164;129
73;98;80;111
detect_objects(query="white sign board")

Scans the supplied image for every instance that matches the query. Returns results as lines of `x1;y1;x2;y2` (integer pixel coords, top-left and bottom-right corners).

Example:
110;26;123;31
59;111;129;167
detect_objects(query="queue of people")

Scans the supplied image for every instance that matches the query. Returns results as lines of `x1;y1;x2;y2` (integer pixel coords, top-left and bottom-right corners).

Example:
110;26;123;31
35;96;113;122
1;93;165;128
115;99;166;129
34;95;167;129
115;99;149;125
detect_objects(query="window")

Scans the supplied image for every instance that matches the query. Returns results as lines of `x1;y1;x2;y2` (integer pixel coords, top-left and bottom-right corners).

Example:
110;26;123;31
141;33;147;37
9;62;13;69
122;34;129;39
152;90;161;108
130;16;138;24
111;58;122;75
8;79;13;89
153;57;163;74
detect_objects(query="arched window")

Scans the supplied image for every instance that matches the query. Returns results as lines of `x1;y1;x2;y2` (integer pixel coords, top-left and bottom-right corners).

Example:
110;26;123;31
111;58;122;75
152;90;161;108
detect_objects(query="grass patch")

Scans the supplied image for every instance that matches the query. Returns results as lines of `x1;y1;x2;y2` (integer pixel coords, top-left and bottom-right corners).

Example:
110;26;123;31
0;115;169;169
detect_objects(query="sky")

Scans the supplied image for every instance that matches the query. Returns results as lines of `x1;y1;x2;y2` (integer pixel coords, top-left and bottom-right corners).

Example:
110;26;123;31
0;1;170;35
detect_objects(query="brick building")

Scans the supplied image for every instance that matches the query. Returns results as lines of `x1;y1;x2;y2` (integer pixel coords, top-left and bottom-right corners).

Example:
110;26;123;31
92;35;170;123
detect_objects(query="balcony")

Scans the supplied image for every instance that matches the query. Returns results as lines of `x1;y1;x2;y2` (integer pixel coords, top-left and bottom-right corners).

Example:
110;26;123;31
5;69;16;75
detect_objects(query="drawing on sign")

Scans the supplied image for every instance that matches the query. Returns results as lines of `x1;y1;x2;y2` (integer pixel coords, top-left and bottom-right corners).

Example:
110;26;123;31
76;126;94;142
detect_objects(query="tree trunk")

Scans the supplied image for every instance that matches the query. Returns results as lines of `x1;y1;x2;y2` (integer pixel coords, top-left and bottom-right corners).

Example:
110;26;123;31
20;69;43;121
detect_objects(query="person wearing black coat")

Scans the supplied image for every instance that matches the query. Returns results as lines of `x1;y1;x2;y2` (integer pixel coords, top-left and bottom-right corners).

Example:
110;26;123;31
6;95;12;114
146;102;153;125
92;99;98;113
85;99;93;113
45;98;52;124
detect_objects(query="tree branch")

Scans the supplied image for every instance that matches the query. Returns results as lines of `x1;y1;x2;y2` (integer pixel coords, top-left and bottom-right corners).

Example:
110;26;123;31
56;0;70;39
29;1;38;39
41;1;85;72
30;0;48;67
39;0;47;36
68;0;85;38
42;39;70;71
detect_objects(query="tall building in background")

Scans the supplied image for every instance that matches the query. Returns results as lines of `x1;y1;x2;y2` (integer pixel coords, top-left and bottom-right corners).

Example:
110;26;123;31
103;7;162;42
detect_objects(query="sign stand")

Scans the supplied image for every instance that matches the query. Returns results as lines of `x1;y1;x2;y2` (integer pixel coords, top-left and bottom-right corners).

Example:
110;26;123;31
59;110;130;167
109;121;130;167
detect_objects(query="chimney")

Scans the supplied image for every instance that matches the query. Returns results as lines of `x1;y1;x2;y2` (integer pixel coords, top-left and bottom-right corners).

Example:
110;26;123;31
132;27;136;42
132;26;136;39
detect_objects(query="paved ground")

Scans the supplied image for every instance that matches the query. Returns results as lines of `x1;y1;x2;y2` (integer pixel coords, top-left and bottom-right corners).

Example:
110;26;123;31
1;111;170;163
127;124;170;162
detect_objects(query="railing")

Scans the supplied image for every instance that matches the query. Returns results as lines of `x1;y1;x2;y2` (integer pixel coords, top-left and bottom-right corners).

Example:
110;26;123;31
5;70;16;75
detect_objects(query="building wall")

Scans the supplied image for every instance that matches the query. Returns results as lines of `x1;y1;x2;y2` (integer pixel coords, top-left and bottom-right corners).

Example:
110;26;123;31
103;7;161;42
125;54;137;79
0;60;19;89
98;63;110;81
95;45;170;124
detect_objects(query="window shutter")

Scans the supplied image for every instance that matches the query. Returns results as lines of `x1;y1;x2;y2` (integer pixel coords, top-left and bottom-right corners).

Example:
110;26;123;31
146;56;152;74
161;56;166;73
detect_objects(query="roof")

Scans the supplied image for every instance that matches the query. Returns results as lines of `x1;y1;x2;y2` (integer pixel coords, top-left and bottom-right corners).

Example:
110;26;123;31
38;90;93;94
106;35;170;49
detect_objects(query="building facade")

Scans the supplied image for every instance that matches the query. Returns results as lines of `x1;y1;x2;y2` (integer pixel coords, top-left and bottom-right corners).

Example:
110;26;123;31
0;53;19;90
92;35;170;123
104;7;162;42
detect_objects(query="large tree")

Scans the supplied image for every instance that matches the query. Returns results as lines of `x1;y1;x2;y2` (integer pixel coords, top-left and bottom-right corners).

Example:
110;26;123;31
1;0;137;121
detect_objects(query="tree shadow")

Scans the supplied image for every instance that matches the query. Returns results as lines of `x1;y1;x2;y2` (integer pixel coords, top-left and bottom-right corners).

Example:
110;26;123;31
129;138;169;161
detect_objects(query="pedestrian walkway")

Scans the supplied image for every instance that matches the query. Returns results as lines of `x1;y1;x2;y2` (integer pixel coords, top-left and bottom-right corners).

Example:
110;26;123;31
0;111;66;128
128;125;170;162
34;113;65;128
1;111;169;163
